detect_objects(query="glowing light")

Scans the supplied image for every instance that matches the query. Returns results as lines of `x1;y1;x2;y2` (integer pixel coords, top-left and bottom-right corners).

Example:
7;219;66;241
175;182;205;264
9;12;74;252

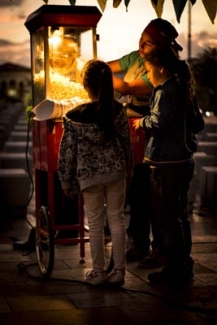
49;30;62;48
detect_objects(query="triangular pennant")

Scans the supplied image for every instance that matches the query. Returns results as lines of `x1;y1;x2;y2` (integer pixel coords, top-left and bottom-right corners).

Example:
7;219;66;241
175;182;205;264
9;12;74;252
151;0;165;18
172;0;188;23
97;0;108;12
68;0;76;5
202;0;217;23
113;0;122;8
124;0;131;11
152;0;158;5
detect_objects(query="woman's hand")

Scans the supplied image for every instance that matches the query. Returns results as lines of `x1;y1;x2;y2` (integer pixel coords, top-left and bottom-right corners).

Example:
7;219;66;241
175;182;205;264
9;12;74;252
133;118;142;130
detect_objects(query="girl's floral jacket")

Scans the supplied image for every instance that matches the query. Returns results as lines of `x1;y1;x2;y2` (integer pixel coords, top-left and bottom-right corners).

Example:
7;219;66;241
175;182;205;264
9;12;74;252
58;101;133;193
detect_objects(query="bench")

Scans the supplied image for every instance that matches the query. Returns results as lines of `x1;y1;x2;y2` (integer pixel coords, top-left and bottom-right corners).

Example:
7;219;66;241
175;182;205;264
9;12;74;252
0;152;33;171
197;142;217;161
199;166;217;213
205;133;217;141
0;168;31;207
9;131;32;142
194;152;216;174
13;125;28;132
3;141;32;153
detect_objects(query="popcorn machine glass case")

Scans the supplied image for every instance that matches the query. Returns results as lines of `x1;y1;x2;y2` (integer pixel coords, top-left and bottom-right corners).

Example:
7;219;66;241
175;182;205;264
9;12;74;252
24;4;102;173
24;5;102;232
25;5;102;106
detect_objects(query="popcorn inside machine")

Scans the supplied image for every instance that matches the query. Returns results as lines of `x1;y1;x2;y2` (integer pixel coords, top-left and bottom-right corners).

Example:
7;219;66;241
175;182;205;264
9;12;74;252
24;4;103;278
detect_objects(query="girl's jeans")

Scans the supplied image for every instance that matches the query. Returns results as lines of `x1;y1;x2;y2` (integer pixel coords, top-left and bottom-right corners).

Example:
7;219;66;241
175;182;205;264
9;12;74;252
83;178;126;273
150;161;194;271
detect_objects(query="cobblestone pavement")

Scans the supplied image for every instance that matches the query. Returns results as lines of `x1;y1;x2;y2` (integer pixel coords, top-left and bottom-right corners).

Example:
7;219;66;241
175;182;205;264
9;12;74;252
0;201;217;325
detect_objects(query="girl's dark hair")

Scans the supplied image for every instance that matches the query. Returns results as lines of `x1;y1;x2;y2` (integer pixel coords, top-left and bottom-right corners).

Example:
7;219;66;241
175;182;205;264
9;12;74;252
81;59;114;142
144;48;195;104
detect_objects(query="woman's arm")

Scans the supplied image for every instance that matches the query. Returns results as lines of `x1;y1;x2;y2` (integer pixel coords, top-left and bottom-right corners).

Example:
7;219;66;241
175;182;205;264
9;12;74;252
108;57;152;97
108;59;123;73
112;76;152;96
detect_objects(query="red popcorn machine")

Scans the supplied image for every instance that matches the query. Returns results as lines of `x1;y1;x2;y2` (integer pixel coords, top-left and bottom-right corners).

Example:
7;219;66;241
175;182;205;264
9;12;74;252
24;4;108;278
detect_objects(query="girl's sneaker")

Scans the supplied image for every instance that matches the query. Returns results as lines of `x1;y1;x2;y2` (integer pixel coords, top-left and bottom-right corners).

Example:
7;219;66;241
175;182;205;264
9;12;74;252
86;270;106;285
106;269;125;286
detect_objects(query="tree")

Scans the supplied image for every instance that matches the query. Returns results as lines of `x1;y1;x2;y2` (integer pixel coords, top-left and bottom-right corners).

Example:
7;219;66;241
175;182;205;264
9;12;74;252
189;47;217;115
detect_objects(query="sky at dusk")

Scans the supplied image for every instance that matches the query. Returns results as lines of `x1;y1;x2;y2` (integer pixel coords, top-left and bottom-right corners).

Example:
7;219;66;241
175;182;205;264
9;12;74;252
0;0;216;68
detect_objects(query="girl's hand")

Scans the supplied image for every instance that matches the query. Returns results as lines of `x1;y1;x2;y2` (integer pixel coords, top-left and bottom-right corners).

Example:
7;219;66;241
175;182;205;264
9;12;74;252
63;189;75;200
133;118;142;130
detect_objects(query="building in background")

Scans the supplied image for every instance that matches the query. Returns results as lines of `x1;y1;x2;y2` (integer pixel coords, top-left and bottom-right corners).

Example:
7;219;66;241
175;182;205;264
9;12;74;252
0;63;31;105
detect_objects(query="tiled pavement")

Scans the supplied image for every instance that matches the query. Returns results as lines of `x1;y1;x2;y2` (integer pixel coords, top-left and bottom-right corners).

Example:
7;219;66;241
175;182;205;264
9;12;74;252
0;200;217;325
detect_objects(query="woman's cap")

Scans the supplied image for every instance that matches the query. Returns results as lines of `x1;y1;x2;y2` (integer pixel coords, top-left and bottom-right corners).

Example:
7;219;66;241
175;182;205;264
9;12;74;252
144;18;183;52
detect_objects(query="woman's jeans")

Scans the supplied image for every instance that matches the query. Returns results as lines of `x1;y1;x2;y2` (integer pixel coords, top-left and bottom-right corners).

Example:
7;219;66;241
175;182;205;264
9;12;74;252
149;161;194;271
83;178;126;273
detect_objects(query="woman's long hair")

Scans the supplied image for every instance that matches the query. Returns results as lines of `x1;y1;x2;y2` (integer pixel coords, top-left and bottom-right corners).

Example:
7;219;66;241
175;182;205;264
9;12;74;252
81;59;114;142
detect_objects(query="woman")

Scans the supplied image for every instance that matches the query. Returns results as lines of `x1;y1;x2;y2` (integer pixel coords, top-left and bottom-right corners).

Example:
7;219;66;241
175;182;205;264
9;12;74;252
58;59;133;286
108;18;183;267
133;48;204;287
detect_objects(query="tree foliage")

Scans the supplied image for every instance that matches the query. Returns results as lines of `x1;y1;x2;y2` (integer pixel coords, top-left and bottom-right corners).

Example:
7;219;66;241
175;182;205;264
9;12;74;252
190;47;217;89
189;47;217;113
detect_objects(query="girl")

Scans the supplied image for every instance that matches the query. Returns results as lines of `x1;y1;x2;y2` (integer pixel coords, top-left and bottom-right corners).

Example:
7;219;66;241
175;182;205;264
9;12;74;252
133;48;204;287
58;59;133;286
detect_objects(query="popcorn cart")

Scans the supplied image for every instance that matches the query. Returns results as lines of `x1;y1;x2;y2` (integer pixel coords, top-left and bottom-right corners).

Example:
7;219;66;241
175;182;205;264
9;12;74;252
25;4;113;278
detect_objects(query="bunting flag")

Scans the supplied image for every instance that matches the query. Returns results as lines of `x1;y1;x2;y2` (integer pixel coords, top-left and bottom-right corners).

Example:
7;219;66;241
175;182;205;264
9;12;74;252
202;0;217;24
96;0;108;12
124;0;131;11
172;0;187;23
113;0;122;8
68;0;76;4
151;0;165;18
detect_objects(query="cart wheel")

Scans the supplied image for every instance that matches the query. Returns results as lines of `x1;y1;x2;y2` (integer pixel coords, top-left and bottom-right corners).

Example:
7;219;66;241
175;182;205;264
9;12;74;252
35;206;54;279
104;241;114;274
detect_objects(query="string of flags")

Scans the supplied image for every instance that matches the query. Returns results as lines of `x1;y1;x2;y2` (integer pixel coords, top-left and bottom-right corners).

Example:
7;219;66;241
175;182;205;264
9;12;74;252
40;0;216;24
95;0;216;24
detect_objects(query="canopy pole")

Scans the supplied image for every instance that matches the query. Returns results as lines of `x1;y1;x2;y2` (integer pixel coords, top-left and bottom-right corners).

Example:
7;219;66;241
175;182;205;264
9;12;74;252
187;0;192;60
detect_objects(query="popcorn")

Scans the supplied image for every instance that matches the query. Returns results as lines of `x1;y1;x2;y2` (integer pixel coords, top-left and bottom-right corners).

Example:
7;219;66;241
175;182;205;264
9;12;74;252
34;71;89;104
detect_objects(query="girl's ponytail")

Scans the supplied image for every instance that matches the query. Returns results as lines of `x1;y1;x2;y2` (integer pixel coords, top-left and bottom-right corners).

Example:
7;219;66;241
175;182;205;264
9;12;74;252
82;60;115;142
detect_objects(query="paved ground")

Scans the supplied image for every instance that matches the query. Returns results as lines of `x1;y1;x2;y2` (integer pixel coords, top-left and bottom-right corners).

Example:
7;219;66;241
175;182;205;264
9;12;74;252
0;197;217;325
